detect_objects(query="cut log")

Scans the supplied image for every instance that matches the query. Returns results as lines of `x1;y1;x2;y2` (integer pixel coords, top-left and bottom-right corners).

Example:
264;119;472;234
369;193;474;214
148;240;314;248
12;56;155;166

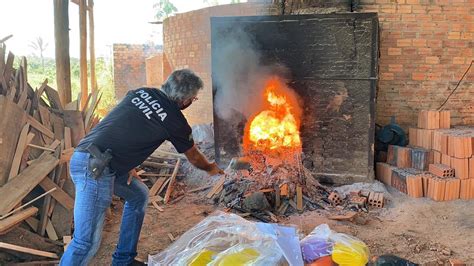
0;207;38;235
0;153;59;216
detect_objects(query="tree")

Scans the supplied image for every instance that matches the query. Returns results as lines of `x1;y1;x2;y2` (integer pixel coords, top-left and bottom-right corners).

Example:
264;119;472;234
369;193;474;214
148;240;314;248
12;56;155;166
153;0;178;21
29;37;48;72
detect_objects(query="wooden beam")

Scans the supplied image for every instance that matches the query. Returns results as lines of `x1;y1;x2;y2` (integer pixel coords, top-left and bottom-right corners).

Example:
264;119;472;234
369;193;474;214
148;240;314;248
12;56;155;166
0;207;38;235
0;154;59;216
53;2;72;108
88;0;97;93
0;241;59;259
38;177;74;210
79;0;88;109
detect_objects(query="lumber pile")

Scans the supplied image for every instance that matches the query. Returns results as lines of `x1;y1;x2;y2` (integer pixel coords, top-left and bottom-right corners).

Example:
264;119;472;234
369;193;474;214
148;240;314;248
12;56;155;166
377;110;474;201
0;44;101;262
137;152;184;212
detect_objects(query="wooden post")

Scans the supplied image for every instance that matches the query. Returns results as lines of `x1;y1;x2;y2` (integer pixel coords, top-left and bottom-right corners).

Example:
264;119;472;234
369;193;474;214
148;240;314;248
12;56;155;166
88;0;97;93
54;0;72;105
79;0;88;110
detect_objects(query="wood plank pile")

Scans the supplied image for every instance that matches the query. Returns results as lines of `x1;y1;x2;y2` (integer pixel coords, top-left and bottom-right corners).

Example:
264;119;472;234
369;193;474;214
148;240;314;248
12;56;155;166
0;45;101;262
137;152;184;211
376;110;474;201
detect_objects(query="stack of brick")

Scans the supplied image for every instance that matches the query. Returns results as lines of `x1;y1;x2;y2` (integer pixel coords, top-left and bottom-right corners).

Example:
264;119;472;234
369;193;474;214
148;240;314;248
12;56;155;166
377;110;474;201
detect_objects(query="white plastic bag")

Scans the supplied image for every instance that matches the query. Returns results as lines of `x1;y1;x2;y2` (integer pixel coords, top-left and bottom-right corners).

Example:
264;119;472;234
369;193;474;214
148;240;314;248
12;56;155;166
148;211;290;266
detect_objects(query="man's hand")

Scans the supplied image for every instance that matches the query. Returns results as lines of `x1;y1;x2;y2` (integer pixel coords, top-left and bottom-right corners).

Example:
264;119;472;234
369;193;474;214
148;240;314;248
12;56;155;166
185;145;224;175
206;162;224;176
127;168;143;185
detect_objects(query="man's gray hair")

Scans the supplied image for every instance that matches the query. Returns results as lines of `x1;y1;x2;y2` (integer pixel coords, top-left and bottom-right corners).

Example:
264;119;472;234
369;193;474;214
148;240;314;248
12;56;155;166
161;69;203;102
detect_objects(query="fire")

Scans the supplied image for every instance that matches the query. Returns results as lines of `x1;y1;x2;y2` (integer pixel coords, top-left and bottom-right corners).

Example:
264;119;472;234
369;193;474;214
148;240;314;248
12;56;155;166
244;77;302;153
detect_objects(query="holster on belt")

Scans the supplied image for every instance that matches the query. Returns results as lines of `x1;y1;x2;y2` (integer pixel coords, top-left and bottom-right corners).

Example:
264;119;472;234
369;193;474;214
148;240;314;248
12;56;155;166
85;144;113;179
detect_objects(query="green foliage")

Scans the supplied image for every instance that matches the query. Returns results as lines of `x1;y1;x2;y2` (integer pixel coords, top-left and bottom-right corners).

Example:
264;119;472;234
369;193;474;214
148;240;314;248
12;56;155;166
153;0;178;21
19;55;116;115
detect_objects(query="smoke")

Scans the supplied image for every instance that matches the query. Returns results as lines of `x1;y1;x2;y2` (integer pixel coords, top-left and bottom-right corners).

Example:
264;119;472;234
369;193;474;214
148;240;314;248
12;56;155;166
213;27;288;120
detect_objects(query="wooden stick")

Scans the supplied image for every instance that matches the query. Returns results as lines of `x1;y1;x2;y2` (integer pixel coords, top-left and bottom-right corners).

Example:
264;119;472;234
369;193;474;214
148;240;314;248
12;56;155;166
0;241;59;259
152;201;164;212
188;185;212;193
0;188;57;220
27;144;56;152
164;159;181;204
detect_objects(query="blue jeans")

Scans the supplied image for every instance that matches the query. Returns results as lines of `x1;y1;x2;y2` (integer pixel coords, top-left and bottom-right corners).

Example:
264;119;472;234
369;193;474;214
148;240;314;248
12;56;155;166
60;151;149;266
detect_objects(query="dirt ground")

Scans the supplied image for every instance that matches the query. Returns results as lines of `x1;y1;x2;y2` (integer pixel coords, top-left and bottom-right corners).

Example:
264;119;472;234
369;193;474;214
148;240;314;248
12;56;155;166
91;184;474;265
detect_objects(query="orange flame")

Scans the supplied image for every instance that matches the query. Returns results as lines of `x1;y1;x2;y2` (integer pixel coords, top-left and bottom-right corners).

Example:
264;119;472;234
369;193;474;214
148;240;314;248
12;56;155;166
243;77;302;153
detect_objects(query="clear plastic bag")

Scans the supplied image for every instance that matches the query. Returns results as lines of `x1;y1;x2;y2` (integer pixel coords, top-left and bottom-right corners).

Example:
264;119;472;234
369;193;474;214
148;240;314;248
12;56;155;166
148;211;297;266
300;224;369;266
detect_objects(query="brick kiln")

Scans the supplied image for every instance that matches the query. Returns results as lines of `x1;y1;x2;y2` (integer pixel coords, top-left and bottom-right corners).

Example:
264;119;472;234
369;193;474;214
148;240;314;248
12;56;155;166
207;13;380;217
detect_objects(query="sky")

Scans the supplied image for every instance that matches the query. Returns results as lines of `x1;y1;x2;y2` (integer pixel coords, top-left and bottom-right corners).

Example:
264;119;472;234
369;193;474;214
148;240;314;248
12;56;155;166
0;0;239;59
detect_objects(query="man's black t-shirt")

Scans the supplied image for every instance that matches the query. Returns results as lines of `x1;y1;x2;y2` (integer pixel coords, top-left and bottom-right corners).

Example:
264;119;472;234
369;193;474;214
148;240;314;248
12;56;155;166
77;87;194;175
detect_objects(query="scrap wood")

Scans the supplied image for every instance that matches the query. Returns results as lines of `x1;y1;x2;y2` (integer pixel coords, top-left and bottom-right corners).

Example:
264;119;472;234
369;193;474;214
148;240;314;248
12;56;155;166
149;195;164;203
27;143;56;152
149;177;167;197
8;123;30;180
151;201;164;212
63;236;71;252
265;211;279;223
169;195;185;204
164;158;181;204
25;217;39;233
206;176;226;199
38;178;74;210
328;211;358;222
0;207;38;235
167;233;175;241
8;260;60;266
0;153;59;216
153;150;187;159
188;185;212;193
157;178;171;195
0;188;56;220
141;161;175;168
141;173;184;177
45;219;58;241
0;241;59;259
27;115;54;139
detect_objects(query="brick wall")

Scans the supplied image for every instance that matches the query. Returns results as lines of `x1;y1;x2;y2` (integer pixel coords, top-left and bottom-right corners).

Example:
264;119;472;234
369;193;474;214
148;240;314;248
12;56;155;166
359;0;473;127
146;54;164;88
162;3;277;125
162;1;473;128
113;44;162;99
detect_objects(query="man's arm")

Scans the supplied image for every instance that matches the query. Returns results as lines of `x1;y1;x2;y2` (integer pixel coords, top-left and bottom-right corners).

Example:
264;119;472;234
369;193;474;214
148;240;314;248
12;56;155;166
184;145;223;175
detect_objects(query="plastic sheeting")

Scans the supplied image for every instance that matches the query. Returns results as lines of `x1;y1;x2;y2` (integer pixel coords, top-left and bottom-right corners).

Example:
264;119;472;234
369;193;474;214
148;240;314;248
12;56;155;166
148;211;303;266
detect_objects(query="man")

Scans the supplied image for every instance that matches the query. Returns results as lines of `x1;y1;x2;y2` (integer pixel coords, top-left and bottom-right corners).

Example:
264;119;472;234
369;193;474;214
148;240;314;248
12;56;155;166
60;69;223;266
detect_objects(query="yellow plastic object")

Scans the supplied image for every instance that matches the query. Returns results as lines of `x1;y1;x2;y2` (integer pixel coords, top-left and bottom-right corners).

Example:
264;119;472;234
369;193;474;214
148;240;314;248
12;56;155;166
188;249;216;266
331;241;369;266
215;248;260;266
